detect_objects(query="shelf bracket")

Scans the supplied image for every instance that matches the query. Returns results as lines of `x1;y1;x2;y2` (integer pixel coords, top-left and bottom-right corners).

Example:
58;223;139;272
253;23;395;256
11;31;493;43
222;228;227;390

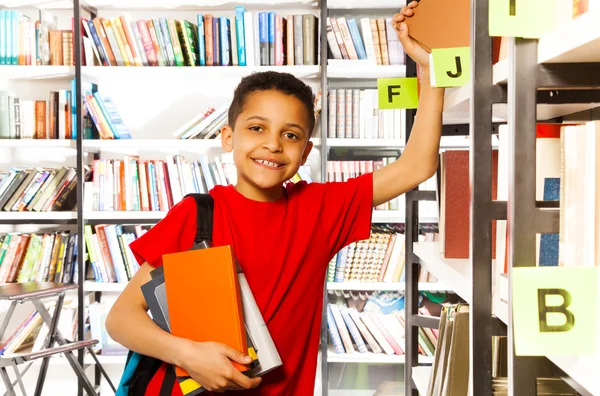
537;63;600;89
491;200;507;221
412;315;441;329
535;208;560;235
537;89;600;104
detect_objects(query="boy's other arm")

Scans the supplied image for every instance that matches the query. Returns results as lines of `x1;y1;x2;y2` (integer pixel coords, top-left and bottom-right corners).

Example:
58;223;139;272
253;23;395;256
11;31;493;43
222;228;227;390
372;1;444;207
105;262;261;392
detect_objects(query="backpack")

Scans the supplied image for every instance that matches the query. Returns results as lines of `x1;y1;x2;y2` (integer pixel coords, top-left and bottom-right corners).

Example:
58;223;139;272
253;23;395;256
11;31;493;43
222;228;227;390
115;193;214;396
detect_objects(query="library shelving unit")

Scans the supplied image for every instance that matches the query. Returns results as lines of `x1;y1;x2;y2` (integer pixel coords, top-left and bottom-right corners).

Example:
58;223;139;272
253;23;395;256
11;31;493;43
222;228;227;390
403;1;600;396
2;0;463;395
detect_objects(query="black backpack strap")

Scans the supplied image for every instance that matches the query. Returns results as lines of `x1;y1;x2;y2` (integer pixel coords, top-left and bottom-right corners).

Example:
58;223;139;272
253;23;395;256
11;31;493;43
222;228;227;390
183;193;214;245
159;365;177;396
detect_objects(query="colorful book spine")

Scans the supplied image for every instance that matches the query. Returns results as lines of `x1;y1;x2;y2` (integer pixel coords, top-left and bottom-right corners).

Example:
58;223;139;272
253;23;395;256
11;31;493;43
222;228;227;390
235;7;246;66
197;15;206;66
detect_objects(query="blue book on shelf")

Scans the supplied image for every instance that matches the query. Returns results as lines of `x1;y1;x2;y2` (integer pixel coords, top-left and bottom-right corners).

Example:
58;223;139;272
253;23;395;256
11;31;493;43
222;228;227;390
5;10;13;65
220;16;230;66
11;11;18;65
92;92;132;139
268;12;275;66
71;79;77;139
346;18;367;60
235;7;246;66
258;12;269;66
197;15;206;66
87;19;107;66
0;10;6;65
327;305;345;354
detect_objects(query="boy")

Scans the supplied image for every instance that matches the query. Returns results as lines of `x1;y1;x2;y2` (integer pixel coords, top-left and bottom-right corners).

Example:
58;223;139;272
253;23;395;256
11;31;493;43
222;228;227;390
106;2;443;395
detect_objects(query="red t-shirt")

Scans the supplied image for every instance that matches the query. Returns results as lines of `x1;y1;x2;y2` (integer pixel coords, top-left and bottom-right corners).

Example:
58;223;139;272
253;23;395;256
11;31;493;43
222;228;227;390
129;173;373;396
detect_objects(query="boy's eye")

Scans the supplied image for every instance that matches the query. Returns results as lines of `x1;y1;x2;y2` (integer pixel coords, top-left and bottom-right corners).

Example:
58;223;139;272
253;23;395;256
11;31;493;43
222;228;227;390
284;132;299;140
249;125;263;132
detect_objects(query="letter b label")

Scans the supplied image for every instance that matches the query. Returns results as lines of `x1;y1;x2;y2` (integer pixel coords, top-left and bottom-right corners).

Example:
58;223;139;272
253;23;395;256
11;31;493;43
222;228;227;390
512;267;598;356
537;288;575;332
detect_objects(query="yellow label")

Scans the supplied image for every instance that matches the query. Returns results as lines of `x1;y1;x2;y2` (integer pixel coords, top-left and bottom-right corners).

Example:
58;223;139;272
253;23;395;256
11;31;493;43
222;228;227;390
430;47;470;87
512;266;598;356
489;0;556;38
377;78;419;110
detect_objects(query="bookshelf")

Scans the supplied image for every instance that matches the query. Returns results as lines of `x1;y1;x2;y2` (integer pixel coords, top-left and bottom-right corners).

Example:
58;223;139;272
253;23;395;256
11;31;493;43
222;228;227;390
326;346;434;365
402;2;600;396
326;281;448;292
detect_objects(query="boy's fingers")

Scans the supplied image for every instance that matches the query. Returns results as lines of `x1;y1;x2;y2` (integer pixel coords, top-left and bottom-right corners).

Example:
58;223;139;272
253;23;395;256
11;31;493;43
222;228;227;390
231;371;262;389
407;0;419;8
221;344;253;365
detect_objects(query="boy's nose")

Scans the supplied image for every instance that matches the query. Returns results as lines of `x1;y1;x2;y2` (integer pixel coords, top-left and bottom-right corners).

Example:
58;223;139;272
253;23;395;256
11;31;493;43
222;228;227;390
262;134;283;152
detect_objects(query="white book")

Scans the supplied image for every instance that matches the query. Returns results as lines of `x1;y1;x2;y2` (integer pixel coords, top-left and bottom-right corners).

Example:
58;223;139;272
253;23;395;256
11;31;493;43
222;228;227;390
243;11;255;67
348;307;381;354
360;18;377;64
359;311;394;355
329;303;355;353
238;273;282;376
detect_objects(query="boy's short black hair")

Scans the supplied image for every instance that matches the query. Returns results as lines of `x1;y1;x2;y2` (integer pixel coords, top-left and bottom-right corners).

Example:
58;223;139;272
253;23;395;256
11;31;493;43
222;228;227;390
228;71;316;136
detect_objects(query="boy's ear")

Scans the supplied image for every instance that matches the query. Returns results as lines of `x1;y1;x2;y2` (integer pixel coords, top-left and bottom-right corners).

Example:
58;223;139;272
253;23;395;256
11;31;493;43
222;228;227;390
301;140;313;165
221;125;233;153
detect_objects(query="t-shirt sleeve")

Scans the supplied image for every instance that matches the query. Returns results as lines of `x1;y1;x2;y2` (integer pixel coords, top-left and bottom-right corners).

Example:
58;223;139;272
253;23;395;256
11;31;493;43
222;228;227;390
316;172;373;257
128;196;198;268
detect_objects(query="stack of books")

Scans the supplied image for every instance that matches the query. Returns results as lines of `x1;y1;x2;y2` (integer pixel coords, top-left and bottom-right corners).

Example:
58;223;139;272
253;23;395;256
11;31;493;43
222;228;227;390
143;244;281;395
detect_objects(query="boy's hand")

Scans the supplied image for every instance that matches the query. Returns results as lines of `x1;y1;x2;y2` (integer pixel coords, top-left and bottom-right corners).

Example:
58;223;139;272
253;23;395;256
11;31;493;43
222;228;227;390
392;1;430;69
178;340;262;392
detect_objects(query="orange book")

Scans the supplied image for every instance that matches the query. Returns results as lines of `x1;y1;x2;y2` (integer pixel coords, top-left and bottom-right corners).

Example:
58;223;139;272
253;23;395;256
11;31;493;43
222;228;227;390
163;245;249;377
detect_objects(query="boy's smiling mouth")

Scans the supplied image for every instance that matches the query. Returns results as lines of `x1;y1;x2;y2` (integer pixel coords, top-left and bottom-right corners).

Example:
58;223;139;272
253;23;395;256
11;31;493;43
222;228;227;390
253;158;285;169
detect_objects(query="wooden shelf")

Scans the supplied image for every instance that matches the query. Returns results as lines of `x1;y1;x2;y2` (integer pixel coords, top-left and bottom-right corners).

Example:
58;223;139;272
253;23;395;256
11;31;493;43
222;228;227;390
85;211;167;223
327;138;404;148
327;281;449;292
0;212;77;222
327;62;406;79
83;139;223;150
413;242;473;303
0;139;76;148
412;366;431;395
2;0;319;10
538;9;600;63
81;65;320;82
84;281;127;292
328;0;406;9
327;346;433;364
0;65;75;80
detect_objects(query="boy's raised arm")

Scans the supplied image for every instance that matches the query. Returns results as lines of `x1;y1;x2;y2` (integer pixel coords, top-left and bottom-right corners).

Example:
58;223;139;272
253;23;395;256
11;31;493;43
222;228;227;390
372;1;445;208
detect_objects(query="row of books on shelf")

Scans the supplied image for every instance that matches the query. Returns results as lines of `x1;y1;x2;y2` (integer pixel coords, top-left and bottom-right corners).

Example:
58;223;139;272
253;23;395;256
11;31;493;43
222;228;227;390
327;88;404;140
326;17;403;66
88;155;312;212
0;86;130;140
327;226;438;284
0;10;72;66
0;166;84;213
0;298;79;357
327;292;437;357
327;159;403;212
0;224;144;285
79;8;318;68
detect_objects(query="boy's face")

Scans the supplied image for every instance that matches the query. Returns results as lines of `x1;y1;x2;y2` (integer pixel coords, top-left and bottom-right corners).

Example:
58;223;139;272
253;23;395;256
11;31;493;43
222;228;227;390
221;89;313;200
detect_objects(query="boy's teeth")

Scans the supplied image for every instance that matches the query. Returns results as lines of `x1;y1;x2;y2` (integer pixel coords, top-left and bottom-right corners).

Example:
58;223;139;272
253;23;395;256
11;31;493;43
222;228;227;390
256;159;280;168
